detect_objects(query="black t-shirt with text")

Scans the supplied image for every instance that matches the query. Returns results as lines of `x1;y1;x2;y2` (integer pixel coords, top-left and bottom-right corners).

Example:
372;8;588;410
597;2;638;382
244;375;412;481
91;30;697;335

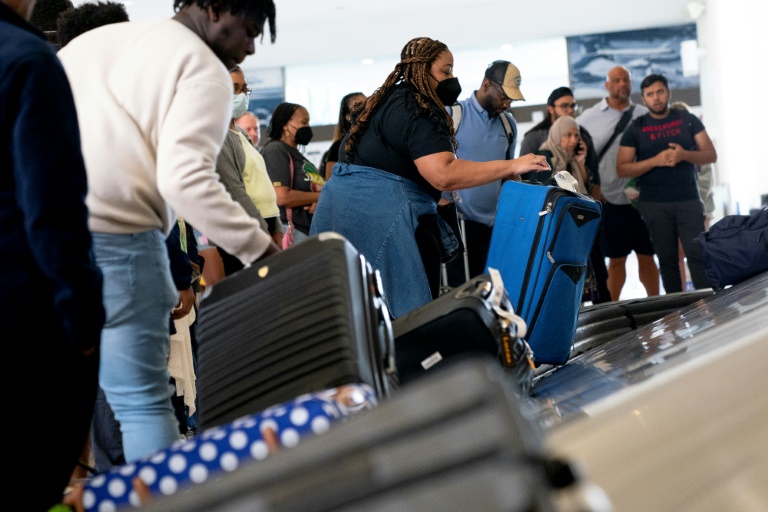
620;108;705;203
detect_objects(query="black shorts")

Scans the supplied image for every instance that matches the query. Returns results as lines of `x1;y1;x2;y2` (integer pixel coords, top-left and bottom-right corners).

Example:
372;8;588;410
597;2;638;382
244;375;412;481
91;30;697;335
600;202;655;258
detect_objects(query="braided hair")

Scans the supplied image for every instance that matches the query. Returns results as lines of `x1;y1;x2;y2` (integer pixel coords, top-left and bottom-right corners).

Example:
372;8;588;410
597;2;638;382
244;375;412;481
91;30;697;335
173;0;276;43
344;36;457;158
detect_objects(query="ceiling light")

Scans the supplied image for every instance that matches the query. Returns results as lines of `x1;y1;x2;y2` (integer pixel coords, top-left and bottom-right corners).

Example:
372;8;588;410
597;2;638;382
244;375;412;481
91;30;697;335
685;0;706;20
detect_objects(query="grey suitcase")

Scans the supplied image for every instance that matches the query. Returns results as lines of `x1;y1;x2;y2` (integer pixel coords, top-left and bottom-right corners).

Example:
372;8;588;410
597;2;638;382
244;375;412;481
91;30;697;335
142;356;607;512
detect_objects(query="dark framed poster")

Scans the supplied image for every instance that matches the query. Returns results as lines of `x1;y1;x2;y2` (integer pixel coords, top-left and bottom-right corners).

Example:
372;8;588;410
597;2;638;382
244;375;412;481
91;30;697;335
568;23;699;99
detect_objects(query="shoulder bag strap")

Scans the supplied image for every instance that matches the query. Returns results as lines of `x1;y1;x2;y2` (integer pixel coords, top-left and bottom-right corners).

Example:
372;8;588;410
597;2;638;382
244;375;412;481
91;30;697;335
450;103;462;132
499;112;515;160
596;105;635;164
286;153;294;225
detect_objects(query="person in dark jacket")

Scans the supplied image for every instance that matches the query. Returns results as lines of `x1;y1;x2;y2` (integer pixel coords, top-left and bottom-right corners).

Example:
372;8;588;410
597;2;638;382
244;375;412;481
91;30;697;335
1;1;105;509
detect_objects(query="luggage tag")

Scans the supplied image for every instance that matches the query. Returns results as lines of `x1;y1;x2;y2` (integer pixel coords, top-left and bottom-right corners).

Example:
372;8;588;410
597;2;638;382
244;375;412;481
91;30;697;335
553;170;579;193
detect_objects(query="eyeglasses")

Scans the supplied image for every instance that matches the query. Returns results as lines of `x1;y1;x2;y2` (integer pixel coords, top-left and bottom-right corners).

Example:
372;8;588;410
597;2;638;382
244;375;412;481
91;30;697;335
554;102;578;110
235;86;253;97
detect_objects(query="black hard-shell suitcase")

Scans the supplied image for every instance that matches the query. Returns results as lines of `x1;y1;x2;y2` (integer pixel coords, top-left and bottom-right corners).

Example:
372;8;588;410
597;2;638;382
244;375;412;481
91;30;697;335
392;273;533;391
195;232;398;429
142;357;605;512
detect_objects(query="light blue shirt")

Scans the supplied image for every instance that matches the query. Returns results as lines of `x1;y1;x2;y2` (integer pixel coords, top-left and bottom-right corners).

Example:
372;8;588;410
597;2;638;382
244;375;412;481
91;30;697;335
447;93;518;226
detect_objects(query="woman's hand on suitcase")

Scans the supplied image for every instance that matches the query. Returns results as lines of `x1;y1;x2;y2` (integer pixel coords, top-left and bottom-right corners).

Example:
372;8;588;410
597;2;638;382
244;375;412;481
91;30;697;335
515;153;551;175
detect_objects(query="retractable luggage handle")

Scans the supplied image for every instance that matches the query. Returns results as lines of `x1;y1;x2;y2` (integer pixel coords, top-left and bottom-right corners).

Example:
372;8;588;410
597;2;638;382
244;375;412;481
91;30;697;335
359;255;398;395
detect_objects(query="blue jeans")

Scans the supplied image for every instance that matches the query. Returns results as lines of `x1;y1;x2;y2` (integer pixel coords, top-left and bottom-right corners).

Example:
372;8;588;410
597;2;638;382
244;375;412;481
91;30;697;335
92;230;180;463
311;163;458;318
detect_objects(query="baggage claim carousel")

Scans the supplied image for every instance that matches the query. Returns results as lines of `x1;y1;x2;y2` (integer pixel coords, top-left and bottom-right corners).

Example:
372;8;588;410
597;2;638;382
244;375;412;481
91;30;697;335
528;271;768;510
143;272;768;511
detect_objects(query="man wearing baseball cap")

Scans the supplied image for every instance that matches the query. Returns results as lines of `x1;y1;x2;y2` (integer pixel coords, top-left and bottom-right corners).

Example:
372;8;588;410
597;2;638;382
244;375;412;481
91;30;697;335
484;60;526;101
443;60;524;287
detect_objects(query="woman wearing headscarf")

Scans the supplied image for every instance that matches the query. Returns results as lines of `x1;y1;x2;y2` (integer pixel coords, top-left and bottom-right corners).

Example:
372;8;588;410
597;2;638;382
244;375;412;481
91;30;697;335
539;115;600;303
310;36;550;318
537;115;590;194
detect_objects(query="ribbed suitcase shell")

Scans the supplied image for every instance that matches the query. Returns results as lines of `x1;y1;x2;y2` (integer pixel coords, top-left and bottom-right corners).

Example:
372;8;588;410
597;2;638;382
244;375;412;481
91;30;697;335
486;181;601;364
196;232;397;429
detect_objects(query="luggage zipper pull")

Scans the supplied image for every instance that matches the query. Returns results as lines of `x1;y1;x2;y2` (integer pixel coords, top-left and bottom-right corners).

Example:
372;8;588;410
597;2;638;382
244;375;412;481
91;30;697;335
547;251;554;263
539;202;553;217
525;342;536;370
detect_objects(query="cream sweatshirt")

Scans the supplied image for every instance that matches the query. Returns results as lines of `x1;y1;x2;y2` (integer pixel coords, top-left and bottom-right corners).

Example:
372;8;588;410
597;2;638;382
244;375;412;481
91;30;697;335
59;19;271;264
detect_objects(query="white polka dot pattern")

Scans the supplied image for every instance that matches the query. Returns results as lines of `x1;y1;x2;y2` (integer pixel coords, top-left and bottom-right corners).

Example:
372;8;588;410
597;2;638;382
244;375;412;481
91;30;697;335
290;407;309;425
82;384;377;510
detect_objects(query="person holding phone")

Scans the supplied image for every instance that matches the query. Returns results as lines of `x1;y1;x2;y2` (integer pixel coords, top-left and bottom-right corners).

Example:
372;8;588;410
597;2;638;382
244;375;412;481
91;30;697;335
520;86;599;194
521;86;611;304
538;116;590;194
538;115;601;303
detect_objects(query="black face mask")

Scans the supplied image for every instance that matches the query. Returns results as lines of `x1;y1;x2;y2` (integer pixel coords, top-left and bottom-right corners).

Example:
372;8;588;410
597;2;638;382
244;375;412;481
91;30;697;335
294;126;313;145
434;76;462;106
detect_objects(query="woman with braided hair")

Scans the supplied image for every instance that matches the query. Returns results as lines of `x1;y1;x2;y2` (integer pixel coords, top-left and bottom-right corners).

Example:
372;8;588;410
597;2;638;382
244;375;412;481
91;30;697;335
311;36;550;318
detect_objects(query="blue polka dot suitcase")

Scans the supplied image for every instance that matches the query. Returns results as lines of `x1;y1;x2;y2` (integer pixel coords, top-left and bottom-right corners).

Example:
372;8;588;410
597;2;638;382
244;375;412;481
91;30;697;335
195;233;398;429
80;384;377;511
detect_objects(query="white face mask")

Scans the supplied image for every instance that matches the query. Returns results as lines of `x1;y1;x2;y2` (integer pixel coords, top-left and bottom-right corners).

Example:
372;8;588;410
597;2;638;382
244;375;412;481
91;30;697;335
231;93;248;119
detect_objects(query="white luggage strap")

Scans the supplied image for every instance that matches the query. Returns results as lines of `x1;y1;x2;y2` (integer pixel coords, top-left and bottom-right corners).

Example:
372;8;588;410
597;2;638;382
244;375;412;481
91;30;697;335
553;170;579;193
488;267;527;339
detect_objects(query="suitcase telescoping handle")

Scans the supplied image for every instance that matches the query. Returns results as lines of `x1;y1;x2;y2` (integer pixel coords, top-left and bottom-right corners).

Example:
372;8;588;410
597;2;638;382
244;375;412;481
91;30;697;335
361;256;398;394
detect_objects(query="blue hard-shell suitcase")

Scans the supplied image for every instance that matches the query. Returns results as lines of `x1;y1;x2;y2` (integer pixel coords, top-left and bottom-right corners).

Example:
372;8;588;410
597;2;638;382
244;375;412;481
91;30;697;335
485;180;601;364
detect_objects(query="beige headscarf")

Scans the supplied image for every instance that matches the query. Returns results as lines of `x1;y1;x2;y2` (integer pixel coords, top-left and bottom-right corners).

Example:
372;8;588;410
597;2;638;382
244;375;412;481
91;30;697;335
539;116;588;194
